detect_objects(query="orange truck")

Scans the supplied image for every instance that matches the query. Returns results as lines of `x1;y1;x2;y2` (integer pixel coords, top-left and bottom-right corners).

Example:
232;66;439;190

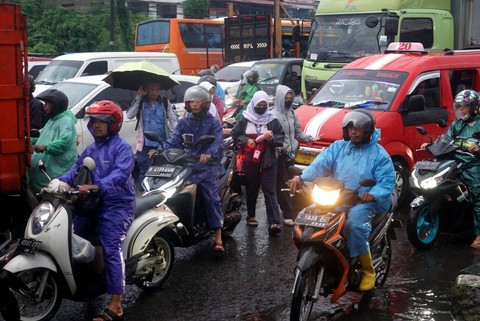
0;3;30;234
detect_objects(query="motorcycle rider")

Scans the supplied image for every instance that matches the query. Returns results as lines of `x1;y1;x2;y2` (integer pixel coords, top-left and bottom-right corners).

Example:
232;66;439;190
234;70;262;121
421;90;480;249
288;109;395;291
58;100;136;321
163;85;226;253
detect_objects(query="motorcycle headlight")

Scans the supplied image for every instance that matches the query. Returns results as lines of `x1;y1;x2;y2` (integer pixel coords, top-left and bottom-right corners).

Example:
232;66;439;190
31;202;55;235
419;167;449;189
312;184;340;206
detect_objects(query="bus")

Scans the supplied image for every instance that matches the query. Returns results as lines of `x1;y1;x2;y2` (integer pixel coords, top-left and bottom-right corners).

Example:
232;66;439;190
135;18;224;75
135;17;310;75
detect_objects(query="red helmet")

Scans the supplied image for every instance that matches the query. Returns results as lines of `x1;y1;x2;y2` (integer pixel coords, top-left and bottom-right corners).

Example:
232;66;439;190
85;100;123;134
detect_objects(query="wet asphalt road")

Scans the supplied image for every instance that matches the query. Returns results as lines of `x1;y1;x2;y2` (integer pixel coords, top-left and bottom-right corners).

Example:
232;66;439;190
5;198;480;321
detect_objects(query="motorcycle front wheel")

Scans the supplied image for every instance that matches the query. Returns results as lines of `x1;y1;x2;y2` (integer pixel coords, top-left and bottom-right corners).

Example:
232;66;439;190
135;234;175;290
290;267;318;321
15;268;62;321
407;204;440;250
373;235;392;288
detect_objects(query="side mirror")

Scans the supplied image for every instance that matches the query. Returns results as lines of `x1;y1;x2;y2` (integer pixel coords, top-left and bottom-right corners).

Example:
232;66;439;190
196;135;216;145
416;127;427;135
384;17;399;36
144;131;163;144
436;119;447;128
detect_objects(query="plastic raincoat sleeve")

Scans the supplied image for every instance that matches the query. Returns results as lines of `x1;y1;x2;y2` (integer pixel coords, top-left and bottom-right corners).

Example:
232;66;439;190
300;141;336;181
205;119;224;160
42;120;76;156
369;151;396;204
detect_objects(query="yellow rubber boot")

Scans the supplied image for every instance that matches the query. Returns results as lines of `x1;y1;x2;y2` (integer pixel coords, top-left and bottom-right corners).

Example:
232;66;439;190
358;253;376;291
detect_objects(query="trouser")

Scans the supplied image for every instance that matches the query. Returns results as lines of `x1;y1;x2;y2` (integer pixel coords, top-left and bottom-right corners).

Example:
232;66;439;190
244;161;282;225
276;155;294;220
74;200;134;294
198;177;224;229
461;166;480;235
136;145;155;190
343;203;377;257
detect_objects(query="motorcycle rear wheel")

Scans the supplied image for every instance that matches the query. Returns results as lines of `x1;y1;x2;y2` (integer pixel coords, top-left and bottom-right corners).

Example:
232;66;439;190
135;235;174;290
290;267;318;321
15;268;62;321
407;205;439;250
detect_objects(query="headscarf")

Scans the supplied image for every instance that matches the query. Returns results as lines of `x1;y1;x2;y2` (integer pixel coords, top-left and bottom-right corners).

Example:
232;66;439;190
199;81;215;95
242;90;276;125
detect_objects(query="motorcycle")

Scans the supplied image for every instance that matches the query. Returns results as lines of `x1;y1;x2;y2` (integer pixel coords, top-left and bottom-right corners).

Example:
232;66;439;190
2;157;177;321
407;127;480;250
288;175;400;321
141;132;242;240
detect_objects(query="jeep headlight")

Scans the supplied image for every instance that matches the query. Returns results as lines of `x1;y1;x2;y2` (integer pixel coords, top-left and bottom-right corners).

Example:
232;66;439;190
31;202;55;235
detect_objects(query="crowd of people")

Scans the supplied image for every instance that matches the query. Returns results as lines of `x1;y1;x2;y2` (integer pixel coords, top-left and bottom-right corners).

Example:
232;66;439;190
24;62;480;319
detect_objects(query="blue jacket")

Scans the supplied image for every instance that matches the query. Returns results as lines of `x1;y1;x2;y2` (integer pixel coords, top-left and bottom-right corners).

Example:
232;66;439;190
301;129;395;213
164;112;224;181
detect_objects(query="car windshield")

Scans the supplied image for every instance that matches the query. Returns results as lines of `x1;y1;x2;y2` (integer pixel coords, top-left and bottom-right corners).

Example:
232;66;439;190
52;81;98;108
250;63;285;96
309;69;408;111
307;14;382;63
35;60;83;85
216;65;251;82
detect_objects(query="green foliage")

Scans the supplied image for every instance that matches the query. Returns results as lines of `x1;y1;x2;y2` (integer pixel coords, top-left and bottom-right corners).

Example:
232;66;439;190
183;0;210;19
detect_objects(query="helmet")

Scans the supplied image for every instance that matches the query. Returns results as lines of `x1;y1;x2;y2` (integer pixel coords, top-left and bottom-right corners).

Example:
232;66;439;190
184;85;211;114
341;109;375;143
243;70;259;83
36;89;68;116
454;89;480;119
198;75;216;87
85;100;123;134
198;69;214;77
28;74;36;93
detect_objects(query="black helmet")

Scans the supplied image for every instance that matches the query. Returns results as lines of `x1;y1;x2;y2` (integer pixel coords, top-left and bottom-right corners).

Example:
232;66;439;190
28;74;36;94
198;69;214;77
198;75;217;87
36;89;69;116
243;70;259;83
341;109;375;143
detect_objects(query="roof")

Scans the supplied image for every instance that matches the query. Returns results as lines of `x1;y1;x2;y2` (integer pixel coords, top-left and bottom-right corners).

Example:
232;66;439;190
253;57;304;65
53;52;178;61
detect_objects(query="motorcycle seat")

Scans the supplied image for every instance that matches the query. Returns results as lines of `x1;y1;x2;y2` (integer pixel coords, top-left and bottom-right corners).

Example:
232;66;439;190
135;192;164;218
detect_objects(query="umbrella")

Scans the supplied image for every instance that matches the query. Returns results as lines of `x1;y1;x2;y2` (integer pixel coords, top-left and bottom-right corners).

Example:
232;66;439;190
103;61;180;91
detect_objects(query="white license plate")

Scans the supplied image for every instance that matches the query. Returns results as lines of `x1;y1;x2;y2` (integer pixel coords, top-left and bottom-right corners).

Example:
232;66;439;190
295;212;334;228
146;164;176;178
17;238;41;255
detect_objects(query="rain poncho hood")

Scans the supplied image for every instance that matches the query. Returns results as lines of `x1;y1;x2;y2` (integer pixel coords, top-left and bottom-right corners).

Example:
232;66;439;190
273;85;313;154
28;109;78;193
242;91;276;125
301;128;395;214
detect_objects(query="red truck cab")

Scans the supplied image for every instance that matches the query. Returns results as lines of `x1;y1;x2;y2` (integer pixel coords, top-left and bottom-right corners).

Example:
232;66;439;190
295;42;480;204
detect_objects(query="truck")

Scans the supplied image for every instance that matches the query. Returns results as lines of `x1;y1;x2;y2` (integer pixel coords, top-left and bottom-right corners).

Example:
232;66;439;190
0;3;31;242
295;42;480;206
301;0;480;99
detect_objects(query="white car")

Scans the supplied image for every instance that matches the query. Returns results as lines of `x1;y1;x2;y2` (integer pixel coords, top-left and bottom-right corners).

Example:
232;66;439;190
45;74;199;155
215;61;257;97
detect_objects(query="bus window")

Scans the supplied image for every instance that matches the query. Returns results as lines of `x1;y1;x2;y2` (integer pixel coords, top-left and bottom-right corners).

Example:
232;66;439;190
136;20;169;46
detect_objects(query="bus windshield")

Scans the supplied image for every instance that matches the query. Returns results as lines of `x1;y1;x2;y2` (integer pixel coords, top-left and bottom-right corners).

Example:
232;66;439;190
307;14;382;63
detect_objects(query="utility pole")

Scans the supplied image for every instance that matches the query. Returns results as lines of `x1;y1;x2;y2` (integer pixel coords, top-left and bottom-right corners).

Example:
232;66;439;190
274;0;282;58
109;0;115;51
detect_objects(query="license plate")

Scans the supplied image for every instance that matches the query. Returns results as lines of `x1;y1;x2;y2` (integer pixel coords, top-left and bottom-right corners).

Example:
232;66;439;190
415;160;440;170
295;212;334;228
146;164;176;178
17;238;41;255
295;150;318;165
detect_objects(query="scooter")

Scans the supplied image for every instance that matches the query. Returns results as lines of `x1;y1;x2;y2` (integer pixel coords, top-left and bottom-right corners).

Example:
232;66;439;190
3;157;177;321
141;131;242;242
407;127;479;250
289;175;400;321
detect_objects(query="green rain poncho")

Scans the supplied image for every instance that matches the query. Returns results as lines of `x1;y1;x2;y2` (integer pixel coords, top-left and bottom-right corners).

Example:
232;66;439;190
28;109;78;193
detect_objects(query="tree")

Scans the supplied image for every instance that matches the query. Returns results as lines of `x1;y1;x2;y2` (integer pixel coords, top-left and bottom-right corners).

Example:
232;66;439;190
183;0;209;19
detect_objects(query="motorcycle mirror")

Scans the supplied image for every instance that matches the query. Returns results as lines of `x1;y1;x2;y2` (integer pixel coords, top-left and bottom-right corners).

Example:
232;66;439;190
416;127;427;136
359;178;376;187
436;119;447;128
38;160;52;181
144;131;163;144
196;135;215;145
83;157;96;171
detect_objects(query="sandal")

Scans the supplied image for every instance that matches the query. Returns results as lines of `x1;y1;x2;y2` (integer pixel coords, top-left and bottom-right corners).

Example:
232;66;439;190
94;308;124;321
247;217;258;227
214;243;225;253
268;224;282;235
471;240;480;249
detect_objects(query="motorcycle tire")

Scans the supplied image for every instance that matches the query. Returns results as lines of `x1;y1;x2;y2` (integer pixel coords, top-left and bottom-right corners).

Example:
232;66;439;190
136;234;175;290
290;267;318;321
373;235;392;288
407;204;440;250
15;268;62;321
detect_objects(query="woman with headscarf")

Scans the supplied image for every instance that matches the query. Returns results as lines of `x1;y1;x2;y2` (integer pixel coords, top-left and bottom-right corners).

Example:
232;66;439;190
231;91;285;234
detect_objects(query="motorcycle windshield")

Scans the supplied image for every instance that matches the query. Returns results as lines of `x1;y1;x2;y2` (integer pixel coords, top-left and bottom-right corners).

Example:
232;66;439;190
427;134;459;156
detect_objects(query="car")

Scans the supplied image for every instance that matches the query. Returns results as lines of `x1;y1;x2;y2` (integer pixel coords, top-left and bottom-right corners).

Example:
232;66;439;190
215;61;257;96
45;74;199;155
27;56;52;79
